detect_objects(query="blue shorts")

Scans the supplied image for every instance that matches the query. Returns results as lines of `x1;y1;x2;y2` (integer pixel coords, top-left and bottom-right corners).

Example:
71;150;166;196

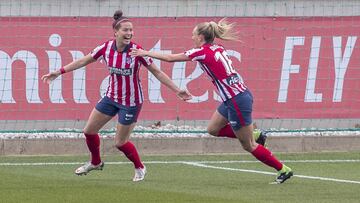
95;96;142;125
217;89;253;131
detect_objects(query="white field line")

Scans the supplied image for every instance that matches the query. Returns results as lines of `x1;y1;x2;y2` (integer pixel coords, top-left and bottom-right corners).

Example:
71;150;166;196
1;159;360;166
183;162;360;185
1;159;360;184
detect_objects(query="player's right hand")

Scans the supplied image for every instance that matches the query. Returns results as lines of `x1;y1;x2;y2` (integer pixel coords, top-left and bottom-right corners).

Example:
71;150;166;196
177;89;193;101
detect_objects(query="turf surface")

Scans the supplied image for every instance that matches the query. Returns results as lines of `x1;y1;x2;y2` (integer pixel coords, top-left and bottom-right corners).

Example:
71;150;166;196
0;152;359;203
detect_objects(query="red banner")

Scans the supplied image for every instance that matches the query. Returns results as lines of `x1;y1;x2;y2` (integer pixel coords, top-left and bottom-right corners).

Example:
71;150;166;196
0;17;359;120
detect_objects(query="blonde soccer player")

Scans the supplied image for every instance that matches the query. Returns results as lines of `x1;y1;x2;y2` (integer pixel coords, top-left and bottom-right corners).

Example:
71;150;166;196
130;18;293;183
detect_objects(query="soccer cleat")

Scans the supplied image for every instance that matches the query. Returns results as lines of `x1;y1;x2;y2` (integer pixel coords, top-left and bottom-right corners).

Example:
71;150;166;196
133;165;146;182
254;130;268;147
275;165;293;184
75;161;104;175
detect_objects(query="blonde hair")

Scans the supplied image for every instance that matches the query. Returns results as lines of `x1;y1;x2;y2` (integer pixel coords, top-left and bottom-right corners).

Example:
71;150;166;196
195;18;239;43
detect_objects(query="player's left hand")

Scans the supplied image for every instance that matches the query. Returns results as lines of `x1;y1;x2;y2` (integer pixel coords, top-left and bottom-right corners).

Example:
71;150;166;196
130;48;147;57
41;71;61;84
177;89;193;101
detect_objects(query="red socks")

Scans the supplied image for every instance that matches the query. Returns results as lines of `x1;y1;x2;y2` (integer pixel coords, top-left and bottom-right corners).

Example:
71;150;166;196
84;133;143;169
215;125;283;171
217;124;237;138
117;141;144;169
84;133;101;165
251;144;283;171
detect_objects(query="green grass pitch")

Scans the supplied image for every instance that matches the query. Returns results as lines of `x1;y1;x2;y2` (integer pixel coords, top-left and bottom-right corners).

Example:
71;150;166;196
1;152;359;203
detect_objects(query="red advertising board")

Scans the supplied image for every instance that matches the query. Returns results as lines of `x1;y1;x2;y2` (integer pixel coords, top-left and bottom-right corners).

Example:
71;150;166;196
0;17;359;120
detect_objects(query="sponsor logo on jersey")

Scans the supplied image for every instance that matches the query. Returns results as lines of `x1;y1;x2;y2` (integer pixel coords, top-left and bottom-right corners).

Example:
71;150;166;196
226;74;240;85
109;67;133;76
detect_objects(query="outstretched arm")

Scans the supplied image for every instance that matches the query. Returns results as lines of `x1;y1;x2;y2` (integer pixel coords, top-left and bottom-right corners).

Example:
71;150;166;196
41;54;96;84
146;63;192;101
130;48;190;62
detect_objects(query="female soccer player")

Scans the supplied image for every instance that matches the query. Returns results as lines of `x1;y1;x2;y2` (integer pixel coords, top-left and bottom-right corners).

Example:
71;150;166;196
41;10;192;182
130;18;293;183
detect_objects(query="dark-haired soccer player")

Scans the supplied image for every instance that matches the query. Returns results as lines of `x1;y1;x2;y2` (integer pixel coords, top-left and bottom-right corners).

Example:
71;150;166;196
42;9;192;182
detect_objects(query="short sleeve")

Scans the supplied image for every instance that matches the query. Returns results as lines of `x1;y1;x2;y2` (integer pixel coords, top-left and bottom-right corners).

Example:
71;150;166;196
138;55;153;66
135;45;153;66
184;47;206;61
90;42;106;60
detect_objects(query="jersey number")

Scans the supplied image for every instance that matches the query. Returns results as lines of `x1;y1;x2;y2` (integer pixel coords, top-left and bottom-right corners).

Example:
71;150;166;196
215;51;236;75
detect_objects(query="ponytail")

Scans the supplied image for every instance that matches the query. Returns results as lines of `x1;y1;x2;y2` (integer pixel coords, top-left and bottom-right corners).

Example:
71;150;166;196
214;18;239;41
196;18;239;43
112;9;130;30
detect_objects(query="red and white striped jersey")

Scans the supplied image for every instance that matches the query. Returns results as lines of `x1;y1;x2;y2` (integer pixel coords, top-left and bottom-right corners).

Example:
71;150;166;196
91;40;153;106
184;43;246;101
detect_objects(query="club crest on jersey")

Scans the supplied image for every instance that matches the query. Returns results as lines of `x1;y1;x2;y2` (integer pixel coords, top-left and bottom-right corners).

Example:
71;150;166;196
126;57;132;64
109;67;133;76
